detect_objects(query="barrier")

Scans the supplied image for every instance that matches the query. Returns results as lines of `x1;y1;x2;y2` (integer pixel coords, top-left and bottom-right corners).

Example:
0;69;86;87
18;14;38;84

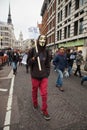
0;56;8;66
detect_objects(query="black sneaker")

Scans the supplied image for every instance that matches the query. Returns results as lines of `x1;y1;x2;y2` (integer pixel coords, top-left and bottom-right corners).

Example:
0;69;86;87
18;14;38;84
33;105;38;110
43;113;51;121
74;73;78;76
43;114;51;121
59;87;64;92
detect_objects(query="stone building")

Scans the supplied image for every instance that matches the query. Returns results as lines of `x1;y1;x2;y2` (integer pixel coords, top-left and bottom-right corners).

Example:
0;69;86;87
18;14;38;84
0;4;16;49
41;0;87;59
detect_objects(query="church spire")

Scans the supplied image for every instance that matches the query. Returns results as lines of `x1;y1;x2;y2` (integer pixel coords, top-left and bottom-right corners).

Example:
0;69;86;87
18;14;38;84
7;3;12;24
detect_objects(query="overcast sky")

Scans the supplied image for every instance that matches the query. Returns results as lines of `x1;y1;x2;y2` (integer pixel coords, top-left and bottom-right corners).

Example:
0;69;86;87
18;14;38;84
0;0;44;40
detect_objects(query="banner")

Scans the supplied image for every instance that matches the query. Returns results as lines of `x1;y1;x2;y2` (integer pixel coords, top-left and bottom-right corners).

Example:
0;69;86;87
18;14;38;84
21;54;28;65
28;26;41;71
28;27;40;40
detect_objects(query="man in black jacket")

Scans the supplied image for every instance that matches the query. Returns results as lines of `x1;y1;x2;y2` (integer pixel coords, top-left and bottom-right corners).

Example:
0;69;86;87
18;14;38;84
27;35;51;120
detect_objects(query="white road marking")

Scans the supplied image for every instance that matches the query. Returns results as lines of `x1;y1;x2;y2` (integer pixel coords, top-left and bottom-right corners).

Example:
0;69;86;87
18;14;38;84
3;126;9;130
8;70;13;78
0;77;11;80
0;69;13;80
3;74;15;130
0;70;13;92
0;88;8;92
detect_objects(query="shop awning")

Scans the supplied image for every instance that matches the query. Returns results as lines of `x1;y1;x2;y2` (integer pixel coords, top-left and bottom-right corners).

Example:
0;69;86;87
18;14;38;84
59;39;84;48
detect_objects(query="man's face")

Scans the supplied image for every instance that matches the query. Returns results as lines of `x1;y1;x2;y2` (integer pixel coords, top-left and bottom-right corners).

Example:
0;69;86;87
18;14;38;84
59;48;65;53
39;35;46;47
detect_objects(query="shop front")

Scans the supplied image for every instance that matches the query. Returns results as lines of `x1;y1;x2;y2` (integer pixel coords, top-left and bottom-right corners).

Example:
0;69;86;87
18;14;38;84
59;39;84;49
59;39;87;60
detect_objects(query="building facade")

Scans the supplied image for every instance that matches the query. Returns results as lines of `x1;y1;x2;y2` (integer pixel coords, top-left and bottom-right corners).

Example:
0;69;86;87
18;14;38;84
41;0;56;52
55;0;87;48
41;0;87;59
0;4;16;49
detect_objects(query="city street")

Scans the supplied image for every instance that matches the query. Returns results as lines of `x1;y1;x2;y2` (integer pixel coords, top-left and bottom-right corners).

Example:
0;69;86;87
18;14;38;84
0;64;87;130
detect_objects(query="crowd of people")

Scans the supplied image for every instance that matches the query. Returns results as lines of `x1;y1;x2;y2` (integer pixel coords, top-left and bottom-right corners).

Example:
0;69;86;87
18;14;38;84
0;34;87;121
53;47;87;89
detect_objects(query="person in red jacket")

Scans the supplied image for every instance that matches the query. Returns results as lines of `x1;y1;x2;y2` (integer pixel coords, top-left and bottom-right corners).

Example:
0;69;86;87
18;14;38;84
27;35;51;120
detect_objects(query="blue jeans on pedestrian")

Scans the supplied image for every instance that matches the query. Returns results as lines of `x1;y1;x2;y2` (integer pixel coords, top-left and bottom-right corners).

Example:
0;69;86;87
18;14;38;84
56;69;63;87
82;76;87;82
68;66;72;76
12;62;17;69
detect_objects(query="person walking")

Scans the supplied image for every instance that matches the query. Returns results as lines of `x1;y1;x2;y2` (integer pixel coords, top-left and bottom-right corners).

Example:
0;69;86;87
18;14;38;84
7;49;12;66
21;50;29;73
66;49;75;76
74;50;83;77
81;60;87;85
11;50;19;75
53;46;68;92
27;35;51;120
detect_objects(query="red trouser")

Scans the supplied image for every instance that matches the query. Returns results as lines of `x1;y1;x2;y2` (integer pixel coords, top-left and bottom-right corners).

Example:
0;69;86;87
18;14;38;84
31;78;48;113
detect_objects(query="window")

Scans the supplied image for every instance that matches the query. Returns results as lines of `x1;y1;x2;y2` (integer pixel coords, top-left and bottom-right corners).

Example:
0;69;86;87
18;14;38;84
65;0;68;2
48;0;51;4
75;0;84;10
57;31;59;41
79;18;83;34
75;0;79;10
48;24;50;31
60;29;62;40
65;20;67;24
58;13;60;23
65;2;71;18
65;5;68;17
53;3;55;11
79;0;84;6
58;0;60;5
75;13;79;18
60;10;62;21
57;10;62;23
74;21;78;36
57;30;62;41
68;25;70;37
68;18;71;22
68;2;71;15
64;27;67;39
80;10;84;15
60;24;62;27
64;25;70;39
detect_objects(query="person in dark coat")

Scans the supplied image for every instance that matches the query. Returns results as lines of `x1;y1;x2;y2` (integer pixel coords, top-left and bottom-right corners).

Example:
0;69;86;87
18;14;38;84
27;35;51;120
7;50;12;66
74;50;83;77
11;50;19;75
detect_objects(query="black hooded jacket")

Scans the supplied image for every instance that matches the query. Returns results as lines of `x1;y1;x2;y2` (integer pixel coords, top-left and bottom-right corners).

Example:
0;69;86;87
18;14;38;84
27;42;50;79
